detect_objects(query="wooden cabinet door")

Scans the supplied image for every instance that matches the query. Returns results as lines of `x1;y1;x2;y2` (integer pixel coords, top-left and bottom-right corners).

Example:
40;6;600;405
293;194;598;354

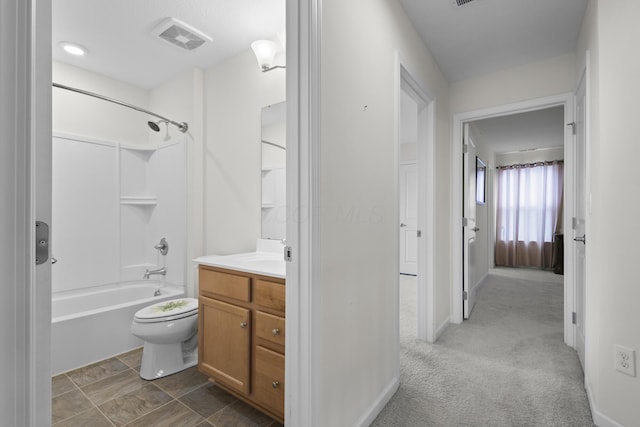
199;297;251;394
254;346;285;418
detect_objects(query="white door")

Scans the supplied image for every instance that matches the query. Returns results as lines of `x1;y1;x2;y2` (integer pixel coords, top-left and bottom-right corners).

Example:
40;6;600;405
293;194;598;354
399;162;418;275
574;72;587;369
463;124;478;319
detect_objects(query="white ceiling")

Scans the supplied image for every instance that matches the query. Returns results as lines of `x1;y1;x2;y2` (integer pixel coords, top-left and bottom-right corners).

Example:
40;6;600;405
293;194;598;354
399;0;588;82
53;0;588;89
470;106;565;154
52;0;286;89
53;0;581;154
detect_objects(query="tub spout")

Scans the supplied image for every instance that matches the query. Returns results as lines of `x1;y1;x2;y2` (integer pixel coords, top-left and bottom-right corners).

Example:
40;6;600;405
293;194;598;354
144;267;166;279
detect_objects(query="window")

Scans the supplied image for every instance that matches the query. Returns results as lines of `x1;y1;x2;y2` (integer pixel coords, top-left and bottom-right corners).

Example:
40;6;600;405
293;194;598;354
495;161;563;268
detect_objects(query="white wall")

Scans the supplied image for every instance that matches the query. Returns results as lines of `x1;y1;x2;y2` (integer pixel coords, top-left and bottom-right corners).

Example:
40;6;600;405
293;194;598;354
204;49;286;255
317;0;450;424
149;69;205;296
577;1;640;425
450;53;576;115
53;62;150;144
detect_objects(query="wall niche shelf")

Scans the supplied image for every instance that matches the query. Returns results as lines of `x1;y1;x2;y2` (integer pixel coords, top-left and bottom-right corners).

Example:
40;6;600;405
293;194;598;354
120;196;158;206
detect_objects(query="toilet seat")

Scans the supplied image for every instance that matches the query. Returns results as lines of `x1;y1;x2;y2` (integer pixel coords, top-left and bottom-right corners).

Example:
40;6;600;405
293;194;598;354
134;298;198;323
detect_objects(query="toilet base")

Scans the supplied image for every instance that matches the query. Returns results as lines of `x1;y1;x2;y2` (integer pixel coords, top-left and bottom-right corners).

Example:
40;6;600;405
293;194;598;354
139;334;198;380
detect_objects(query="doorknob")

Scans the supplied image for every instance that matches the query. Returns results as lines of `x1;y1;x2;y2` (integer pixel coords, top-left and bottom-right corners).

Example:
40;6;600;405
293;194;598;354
472;227;480;232
574;235;586;244
400;223;407;227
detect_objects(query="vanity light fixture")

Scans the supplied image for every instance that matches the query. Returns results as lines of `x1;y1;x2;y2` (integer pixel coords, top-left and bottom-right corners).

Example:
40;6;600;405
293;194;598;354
251;39;285;72
60;42;87;56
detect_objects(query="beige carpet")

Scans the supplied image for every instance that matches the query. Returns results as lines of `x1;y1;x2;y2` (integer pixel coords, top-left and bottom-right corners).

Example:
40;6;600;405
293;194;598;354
371;268;593;426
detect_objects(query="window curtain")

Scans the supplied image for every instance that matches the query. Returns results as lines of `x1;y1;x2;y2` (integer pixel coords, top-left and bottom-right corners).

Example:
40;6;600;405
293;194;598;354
495;161;564;269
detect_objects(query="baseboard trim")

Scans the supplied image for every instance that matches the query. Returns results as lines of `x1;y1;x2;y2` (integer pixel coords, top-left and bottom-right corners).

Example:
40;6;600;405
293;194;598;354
435;316;450;341
586;379;623;427
355;375;400;427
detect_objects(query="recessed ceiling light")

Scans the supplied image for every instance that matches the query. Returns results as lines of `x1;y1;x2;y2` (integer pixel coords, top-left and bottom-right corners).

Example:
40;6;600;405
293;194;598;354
60;42;86;56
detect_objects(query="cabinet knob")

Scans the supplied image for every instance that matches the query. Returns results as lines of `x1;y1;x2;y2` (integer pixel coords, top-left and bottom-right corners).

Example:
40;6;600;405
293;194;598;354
272;381;280;389
240;322;247;329
272;328;280;336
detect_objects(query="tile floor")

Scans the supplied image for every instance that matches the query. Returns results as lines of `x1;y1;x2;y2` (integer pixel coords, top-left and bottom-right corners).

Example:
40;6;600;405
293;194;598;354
52;348;283;427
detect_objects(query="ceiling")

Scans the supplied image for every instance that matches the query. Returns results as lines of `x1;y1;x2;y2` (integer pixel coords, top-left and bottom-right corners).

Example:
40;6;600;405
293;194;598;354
52;0;286;89
53;0;582;154
53;0;588;89
470;106;565;154
399;0;588;82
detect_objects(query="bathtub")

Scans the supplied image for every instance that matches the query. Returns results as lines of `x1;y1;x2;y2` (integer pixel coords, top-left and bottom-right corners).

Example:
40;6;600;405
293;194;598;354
51;281;185;375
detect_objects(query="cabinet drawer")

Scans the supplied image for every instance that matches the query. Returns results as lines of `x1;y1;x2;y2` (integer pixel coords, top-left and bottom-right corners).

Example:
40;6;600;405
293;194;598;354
256;311;285;348
199;268;250;302
254;346;284;418
254;279;285;312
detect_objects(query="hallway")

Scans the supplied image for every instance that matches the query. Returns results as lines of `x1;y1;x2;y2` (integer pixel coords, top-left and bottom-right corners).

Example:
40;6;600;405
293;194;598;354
372;269;593;426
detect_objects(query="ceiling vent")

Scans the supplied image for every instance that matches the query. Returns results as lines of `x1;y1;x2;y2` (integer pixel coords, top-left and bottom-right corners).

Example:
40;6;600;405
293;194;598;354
451;0;477;7
152;18;212;52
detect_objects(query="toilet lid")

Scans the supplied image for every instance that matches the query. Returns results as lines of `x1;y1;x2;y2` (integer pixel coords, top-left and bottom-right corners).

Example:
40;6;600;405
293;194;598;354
134;298;198;321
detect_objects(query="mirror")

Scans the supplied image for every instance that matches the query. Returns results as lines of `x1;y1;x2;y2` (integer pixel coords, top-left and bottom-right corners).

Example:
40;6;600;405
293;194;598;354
476;156;486;205
261;102;286;240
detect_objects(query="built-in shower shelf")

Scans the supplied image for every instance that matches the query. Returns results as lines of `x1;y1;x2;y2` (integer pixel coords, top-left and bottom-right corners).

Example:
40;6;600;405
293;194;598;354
120;196;158;206
120;144;158;152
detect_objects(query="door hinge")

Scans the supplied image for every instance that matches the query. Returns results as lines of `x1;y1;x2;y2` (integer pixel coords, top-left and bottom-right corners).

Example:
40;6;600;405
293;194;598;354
572;217;578;230
463;144;469;154
284;246;292;262
462;217;469;227
572;312;577;324
567;122;576;135
417;230;422;238
463;291;468;300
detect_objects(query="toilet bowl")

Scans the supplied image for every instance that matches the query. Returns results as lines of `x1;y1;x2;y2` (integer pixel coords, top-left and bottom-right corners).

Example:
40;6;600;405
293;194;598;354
130;297;199;380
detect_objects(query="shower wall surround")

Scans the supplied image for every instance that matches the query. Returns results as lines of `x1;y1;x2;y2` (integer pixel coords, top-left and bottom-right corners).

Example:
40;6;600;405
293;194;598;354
52;133;187;294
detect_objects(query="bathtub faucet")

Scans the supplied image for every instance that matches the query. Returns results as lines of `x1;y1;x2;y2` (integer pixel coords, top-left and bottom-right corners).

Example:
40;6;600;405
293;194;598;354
144;267;166;279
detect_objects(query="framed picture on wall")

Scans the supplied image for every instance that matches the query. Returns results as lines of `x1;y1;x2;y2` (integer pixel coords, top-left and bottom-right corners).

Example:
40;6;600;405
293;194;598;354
476;156;486;205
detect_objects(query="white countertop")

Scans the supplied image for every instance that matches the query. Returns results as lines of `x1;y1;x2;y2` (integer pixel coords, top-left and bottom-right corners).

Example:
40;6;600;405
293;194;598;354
193;251;286;279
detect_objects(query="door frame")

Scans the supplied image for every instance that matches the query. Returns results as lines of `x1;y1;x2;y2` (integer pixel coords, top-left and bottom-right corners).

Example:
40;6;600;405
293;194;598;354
450;93;577;348
284;0;319;424
396;57;437;343
5;0;53;424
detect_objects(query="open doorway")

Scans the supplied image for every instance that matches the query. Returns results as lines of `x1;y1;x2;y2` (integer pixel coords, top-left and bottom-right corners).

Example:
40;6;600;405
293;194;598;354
462;106;566;318
452;93;578;350
396;64;436;343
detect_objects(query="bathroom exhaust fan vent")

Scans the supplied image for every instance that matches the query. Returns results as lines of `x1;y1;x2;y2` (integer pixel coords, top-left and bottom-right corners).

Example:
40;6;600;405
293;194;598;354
451;0;478;7
152;18;212;52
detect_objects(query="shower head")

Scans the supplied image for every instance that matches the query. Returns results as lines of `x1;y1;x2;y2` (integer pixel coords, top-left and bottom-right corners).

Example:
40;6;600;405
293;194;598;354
147;120;168;132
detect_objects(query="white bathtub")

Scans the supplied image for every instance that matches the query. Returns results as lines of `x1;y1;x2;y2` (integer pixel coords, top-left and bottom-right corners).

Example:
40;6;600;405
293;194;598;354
51;281;185;375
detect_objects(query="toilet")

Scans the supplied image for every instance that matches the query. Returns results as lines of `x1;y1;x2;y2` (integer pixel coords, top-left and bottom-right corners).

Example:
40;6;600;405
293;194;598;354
130;297;199;380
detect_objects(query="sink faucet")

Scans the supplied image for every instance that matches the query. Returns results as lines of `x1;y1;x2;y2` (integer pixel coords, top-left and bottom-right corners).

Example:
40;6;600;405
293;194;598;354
144;267;166;279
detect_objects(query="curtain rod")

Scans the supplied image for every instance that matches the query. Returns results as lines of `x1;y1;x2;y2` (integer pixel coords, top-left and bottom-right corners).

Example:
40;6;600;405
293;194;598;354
52;82;188;133
496;160;564;170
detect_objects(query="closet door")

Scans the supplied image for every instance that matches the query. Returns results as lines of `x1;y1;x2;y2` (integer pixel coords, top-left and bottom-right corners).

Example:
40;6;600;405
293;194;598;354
399;162;418;275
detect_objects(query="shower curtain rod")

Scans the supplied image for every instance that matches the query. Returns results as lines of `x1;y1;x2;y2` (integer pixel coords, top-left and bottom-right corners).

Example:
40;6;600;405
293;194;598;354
261;139;286;150
52;82;189;133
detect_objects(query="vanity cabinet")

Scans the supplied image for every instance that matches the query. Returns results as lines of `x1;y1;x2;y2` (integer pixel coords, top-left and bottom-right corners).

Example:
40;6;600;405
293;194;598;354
198;265;285;423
